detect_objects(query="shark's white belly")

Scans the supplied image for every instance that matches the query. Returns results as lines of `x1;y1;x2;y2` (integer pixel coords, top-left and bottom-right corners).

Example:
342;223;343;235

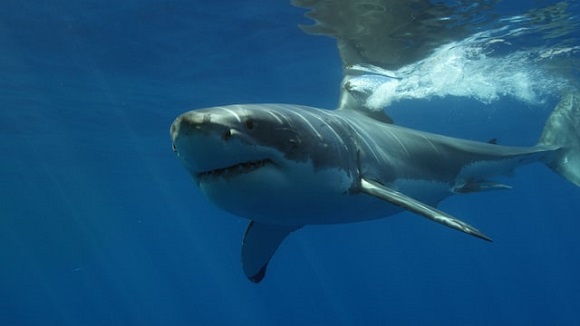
198;161;403;225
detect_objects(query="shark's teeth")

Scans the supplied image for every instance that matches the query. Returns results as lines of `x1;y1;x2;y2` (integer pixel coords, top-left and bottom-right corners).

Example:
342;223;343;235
197;159;273;180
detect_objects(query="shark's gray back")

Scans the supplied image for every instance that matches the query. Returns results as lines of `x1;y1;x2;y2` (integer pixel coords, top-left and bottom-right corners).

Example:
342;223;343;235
341;110;552;185
244;104;553;196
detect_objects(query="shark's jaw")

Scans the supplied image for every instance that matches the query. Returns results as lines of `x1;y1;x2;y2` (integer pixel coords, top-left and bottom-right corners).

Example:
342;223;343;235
171;117;288;221
195;158;276;183
170;110;285;202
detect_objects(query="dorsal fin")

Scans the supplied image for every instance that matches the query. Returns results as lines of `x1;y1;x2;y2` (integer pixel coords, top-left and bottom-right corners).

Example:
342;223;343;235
338;98;394;124
338;100;393;124
356;108;394;124
337;65;398;124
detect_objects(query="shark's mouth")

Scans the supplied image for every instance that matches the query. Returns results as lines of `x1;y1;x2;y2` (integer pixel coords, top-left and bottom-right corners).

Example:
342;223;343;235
196;159;274;180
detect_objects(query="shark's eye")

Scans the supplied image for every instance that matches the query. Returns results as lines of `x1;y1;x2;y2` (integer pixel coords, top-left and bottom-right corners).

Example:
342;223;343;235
223;129;232;141
245;119;254;130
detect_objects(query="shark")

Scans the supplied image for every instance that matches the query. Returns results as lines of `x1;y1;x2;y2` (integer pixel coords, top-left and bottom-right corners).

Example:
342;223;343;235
171;95;580;282
170;1;580;283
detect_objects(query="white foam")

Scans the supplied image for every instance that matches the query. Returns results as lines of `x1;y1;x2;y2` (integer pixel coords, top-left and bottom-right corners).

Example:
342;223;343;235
362;21;575;110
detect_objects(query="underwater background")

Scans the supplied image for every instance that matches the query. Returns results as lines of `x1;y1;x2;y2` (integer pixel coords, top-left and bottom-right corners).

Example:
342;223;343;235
2;1;580;325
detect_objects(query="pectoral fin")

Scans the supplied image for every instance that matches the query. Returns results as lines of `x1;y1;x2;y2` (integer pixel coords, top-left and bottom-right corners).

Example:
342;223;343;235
360;178;492;242
241;221;301;283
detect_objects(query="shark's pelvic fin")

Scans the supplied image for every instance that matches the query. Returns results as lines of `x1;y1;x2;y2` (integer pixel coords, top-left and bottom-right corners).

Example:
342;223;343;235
241;221;301;283
452;179;512;194
360;178;492;242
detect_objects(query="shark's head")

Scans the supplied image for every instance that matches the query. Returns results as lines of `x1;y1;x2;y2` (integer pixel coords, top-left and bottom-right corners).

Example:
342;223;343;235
170;104;359;224
171;105;291;181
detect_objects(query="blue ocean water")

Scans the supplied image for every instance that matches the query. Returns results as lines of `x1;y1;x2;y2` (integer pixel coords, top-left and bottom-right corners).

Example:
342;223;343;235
1;1;580;325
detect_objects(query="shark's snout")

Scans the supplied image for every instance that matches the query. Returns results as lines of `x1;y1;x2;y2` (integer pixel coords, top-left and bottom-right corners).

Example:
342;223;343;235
170;112;208;160
170;111;216;155
170;117;179;140
170;112;207;141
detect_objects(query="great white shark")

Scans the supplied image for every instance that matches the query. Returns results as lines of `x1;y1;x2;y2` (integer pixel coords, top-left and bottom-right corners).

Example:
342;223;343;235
171;94;580;282
170;1;580;283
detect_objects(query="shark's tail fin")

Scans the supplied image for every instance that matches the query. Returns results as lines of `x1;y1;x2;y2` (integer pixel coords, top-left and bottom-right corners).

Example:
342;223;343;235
539;93;580;186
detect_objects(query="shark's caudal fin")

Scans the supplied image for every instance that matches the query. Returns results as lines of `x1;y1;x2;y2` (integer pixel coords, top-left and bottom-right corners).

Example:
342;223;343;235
539;93;580;186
